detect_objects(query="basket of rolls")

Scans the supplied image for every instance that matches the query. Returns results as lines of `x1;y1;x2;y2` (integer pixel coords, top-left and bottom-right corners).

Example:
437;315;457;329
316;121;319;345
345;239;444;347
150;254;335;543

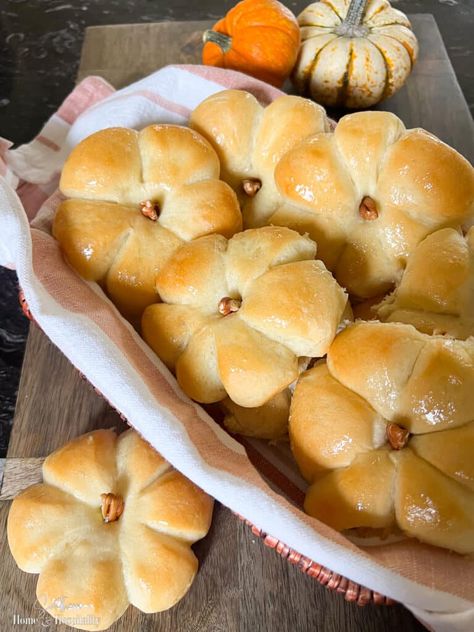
1;60;473;631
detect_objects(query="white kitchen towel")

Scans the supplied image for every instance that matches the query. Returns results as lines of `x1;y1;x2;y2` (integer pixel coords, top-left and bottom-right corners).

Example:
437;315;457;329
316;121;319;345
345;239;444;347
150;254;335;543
0;64;472;631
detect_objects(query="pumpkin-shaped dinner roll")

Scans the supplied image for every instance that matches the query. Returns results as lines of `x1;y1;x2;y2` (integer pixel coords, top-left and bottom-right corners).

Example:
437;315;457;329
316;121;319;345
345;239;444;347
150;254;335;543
375;227;474;339
289;322;474;553
8;429;213;631
53;125;242;322
272;111;474;298
189;89;330;228
142;226;349;408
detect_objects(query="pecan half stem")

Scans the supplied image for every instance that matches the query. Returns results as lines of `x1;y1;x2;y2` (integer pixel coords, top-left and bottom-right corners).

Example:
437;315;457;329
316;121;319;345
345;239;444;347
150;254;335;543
140;200;159;221
101;492;124;523
218;297;241;316
359;196;378;220
242;178;262;197
386;423;410;450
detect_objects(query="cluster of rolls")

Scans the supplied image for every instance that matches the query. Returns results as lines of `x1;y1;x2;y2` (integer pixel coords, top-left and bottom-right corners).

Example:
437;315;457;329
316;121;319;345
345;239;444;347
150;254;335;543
53;89;474;554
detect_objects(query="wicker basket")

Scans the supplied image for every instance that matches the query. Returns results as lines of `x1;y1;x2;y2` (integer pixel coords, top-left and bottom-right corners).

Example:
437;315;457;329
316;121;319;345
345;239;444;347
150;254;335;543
238;515;394;605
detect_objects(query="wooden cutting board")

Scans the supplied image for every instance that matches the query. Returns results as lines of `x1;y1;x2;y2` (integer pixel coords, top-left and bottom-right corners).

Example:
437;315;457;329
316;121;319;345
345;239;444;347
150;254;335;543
0;16;472;632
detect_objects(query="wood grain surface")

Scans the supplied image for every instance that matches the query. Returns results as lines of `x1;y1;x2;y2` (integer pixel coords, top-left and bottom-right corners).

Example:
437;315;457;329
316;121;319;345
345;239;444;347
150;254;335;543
1;15;472;632
0;458;43;500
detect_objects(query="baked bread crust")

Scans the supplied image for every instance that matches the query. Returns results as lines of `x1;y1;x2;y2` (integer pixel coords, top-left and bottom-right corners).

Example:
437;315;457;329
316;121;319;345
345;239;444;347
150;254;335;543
289;322;474;553
375;227;474;338
142;226;349;408
53;125;242;322
272;111;474;298
221;389;291;440
190;89;330;228
7;429;213;630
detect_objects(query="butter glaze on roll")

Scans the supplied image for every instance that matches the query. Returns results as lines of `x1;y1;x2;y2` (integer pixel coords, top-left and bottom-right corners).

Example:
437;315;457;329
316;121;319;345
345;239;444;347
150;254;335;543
289;322;474;553
8;429;214;630
272;111;474;298
143;226;349;408
53;125;242;322
375;227;474;339
190;89;330;228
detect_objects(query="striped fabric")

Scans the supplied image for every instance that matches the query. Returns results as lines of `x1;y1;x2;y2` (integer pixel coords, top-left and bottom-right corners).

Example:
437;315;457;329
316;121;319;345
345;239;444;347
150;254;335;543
0;65;472;632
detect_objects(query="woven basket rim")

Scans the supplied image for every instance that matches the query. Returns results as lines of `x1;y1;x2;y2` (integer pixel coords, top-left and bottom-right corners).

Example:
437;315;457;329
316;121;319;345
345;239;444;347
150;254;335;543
237;514;395;606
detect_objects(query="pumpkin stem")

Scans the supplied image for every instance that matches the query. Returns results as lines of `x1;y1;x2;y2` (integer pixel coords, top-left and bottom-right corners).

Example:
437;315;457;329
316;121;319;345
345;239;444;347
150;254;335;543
335;0;369;37
101;492;124;523
242;178;262;197
203;30;232;53
218;296;241;316
386;424;410;450
359;196;378;220
140;200;159;221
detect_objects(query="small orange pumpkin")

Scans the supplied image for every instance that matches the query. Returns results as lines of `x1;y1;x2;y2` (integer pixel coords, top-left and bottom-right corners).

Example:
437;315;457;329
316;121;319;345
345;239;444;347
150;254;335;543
202;0;301;88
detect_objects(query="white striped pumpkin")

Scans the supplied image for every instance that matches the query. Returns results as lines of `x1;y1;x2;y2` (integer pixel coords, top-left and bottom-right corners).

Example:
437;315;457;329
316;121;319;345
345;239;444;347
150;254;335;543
292;0;418;108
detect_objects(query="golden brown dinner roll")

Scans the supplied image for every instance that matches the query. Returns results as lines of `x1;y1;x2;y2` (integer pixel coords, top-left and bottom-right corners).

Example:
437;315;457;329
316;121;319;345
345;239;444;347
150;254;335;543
8;429;214;630
375;227;474;338
189;89;330;228
272;111;474;298
221;389;291;440
143;226;349;408
219;356;313;440
289;322;474;553
53;125;242;322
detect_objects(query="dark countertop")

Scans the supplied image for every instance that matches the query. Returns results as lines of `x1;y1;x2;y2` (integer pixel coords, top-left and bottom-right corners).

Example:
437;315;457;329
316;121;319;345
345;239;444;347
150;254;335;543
0;0;473;458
